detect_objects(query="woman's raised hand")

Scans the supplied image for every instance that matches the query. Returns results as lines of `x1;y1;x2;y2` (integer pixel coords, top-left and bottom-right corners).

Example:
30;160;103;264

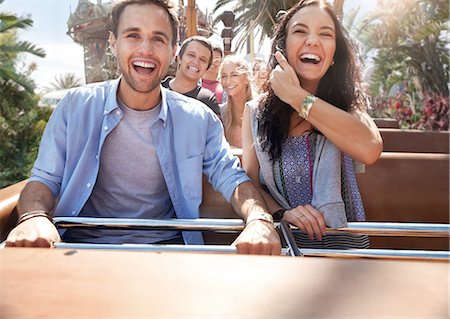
270;51;306;108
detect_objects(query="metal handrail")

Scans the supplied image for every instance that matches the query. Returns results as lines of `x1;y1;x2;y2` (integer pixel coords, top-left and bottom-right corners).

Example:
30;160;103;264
53;217;244;232
53;217;450;237
52;242;450;261
340;222;450;238
279;220;302;256
2;217;448;260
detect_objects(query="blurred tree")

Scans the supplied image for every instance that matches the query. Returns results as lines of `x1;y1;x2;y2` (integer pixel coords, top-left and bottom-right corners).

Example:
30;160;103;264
213;0;299;52
212;0;346;52
0;0;51;187
44;72;84;92
356;0;449;98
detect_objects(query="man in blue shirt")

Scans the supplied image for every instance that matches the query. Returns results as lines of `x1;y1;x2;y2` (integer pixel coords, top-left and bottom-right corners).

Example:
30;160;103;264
5;0;281;255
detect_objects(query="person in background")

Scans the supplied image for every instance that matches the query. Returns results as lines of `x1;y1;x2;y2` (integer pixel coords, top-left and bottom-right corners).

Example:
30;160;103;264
202;43;224;104
242;0;382;248
252;58;271;95
220;55;254;148
6;0;281;255
162;35;220;115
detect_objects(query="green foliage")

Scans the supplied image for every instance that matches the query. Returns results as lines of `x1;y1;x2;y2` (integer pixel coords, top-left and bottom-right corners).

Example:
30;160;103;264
356;0;449;98
213;0;299;52
0;101;52;188
0;0;49;188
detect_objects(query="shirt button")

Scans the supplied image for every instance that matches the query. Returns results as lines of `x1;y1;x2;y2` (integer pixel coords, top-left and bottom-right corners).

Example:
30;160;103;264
103;125;109;131
116;110;121;115
95;155;99;160
86;183;92;188
103;110;108;115
71;211;76;215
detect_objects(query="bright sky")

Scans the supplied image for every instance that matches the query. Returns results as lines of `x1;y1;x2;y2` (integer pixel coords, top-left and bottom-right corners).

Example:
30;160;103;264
2;0;375;91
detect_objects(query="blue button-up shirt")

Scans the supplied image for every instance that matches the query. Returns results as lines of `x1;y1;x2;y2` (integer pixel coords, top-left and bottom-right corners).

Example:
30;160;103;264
29;78;249;244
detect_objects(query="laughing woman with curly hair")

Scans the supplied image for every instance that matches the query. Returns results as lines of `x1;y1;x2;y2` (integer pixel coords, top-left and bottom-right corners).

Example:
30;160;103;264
242;0;383;248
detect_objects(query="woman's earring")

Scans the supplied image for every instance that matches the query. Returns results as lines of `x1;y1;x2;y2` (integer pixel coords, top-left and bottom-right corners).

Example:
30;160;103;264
331;60;335;66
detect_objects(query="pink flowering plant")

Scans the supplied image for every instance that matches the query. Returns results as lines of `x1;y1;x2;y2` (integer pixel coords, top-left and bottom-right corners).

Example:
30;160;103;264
370;93;449;131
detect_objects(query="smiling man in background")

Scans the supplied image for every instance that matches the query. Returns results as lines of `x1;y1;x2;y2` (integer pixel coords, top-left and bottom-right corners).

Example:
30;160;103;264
162;35;220;115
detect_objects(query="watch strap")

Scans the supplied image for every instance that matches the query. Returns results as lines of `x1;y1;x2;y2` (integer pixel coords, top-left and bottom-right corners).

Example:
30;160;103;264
246;212;274;225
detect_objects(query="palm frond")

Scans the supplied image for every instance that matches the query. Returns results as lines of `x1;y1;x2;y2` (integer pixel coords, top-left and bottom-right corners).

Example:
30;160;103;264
0;41;46;58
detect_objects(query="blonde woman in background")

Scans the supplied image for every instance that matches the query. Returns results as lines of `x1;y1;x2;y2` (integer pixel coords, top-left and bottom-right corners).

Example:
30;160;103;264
220;56;254;148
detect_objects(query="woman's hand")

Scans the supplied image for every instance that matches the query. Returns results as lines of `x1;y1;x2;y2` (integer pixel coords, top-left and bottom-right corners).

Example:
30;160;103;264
283;204;327;241
269;51;306;109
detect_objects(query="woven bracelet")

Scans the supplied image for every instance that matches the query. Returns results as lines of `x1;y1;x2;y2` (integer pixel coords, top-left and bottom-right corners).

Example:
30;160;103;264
17;210;53;225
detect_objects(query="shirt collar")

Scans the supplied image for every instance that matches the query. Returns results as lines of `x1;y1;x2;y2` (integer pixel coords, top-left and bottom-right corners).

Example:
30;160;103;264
159;85;169;124
104;78;168;123
104;77;122;115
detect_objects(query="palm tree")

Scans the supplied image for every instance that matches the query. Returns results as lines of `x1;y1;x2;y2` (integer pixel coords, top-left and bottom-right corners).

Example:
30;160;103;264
356;0;449;97
44;72;84;92
0;1;49;187
213;0;296;52
213;0;346;52
0;0;45;93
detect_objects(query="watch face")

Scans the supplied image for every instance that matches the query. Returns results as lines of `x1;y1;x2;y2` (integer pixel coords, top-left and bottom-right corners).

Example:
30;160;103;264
272;209;286;222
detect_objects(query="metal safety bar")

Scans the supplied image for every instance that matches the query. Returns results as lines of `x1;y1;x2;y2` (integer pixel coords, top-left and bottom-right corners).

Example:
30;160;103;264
52;242;450;261
340;222;450;238
54;217;450;238
48;217;450;260
279;220;302;257
299;248;450;261
53;217;245;232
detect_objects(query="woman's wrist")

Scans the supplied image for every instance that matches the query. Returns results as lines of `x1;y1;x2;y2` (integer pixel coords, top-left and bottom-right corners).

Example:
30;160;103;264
288;88;308;113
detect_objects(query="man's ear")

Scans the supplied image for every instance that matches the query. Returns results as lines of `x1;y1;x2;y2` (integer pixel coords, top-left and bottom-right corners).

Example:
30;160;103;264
109;31;117;57
172;45;177;60
175;55;181;69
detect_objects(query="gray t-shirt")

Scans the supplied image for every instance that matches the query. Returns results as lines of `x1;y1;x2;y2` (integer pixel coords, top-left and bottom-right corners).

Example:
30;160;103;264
64;99;179;244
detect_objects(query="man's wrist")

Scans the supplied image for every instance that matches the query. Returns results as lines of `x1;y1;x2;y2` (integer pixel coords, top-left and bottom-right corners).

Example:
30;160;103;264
246;212;274;226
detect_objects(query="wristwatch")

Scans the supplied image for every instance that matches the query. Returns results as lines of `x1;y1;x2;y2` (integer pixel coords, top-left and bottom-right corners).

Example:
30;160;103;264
246;212;274;225
298;94;317;119
272;209;287;222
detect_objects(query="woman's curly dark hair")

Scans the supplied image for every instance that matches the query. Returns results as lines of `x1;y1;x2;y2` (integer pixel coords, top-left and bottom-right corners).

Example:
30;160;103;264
257;0;365;161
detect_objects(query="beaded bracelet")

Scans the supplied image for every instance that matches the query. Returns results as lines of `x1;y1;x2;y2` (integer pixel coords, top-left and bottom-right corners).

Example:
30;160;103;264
17;210;53;225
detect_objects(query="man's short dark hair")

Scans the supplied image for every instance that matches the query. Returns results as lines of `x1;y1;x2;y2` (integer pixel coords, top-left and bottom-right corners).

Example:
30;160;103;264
211;43;224;58
110;0;179;47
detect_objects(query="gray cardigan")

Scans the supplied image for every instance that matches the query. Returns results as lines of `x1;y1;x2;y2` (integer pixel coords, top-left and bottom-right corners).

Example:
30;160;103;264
248;100;347;229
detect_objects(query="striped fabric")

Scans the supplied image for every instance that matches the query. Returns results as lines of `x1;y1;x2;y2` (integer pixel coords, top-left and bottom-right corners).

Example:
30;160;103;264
293;231;370;250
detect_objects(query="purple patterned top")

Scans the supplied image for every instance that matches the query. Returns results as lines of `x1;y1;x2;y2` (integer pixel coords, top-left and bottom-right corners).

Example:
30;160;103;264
273;132;365;222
